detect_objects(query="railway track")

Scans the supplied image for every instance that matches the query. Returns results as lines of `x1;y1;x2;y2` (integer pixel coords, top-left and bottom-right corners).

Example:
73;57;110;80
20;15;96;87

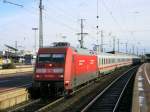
81;66;138;112
7;66;138;112
9;97;60;112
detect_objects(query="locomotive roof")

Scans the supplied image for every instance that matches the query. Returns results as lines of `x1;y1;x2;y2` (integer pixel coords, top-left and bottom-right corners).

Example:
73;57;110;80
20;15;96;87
39;46;93;55
73;47;93;55
40;46;140;58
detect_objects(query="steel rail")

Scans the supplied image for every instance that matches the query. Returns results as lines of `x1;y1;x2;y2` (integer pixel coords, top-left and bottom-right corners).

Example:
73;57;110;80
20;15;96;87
112;68;135;112
36;74;103;112
81;66;137;112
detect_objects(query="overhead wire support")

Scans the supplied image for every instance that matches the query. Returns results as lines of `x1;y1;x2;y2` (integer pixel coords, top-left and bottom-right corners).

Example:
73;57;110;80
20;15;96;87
125;42;128;53
39;0;44;48
100;30;104;52
113;36;116;52
77;19;88;48
121;42;128;54
96;0;100;53
96;0;104;53
117;38;119;52
132;45;135;55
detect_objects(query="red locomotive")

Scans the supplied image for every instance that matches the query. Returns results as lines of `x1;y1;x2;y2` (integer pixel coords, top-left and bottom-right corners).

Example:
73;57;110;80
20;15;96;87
33;42;98;97
32;42;140;97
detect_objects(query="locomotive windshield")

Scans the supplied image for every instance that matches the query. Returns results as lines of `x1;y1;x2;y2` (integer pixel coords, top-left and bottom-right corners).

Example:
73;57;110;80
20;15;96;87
38;53;65;63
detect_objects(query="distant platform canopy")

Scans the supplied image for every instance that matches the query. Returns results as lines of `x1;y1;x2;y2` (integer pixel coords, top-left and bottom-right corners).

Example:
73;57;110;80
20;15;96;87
5;44;18;51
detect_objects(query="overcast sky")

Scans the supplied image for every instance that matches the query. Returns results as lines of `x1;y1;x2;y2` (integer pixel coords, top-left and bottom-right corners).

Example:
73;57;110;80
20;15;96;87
0;0;150;54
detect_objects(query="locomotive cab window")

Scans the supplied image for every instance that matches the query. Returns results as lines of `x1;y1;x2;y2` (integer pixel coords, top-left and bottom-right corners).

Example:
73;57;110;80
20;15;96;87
38;53;65;63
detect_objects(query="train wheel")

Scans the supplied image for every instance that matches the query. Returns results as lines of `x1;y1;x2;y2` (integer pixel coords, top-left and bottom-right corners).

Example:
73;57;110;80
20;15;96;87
64;90;72;98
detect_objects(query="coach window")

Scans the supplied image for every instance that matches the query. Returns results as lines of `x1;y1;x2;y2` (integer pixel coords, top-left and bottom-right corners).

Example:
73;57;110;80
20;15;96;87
100;58;101;65
107;58;108;64
99;58;101;65
103;58;105;65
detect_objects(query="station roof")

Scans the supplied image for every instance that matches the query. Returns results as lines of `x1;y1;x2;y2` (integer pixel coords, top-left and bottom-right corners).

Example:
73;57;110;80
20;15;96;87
5;44;18;51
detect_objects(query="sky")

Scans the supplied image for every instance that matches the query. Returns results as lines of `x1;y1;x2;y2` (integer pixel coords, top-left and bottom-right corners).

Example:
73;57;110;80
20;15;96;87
0;0;150;54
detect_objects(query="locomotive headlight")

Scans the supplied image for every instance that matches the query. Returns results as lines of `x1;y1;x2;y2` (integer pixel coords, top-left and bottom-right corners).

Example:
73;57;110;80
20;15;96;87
36;74;40;78
60;74;64;78
53;68;64;73
49;64;52;67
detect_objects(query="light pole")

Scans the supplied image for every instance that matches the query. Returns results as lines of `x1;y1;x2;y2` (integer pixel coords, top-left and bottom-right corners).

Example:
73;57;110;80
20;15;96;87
32;28;38;54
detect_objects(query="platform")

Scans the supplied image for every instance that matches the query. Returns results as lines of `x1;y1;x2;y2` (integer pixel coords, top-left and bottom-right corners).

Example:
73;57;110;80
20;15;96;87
132;63;150;112
0;67;33;76
0;88;29;110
